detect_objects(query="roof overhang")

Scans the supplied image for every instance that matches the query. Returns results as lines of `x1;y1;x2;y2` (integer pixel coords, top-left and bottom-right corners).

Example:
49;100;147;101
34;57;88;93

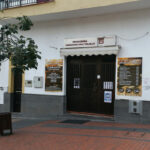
30;0;150;22
1;0;150;23
60;46;120;57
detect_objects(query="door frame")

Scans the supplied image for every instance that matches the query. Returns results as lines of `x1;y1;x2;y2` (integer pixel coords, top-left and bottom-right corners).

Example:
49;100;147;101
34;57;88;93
8;60;25;112
66;55;116;115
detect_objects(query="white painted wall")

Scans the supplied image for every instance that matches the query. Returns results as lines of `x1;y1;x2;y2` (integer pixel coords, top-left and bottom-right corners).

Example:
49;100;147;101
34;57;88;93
15;8;150;101
0;60;9;104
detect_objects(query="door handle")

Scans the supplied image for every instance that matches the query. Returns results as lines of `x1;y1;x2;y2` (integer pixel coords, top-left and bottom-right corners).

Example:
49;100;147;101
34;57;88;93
15;91;22;93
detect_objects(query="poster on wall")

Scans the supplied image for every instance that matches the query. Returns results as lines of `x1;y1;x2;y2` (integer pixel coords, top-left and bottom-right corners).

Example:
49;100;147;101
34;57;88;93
45;59;63;92
117;57;142;96
104;91;112;103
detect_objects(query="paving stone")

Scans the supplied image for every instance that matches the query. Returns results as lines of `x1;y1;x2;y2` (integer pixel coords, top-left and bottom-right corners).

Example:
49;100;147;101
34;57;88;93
1;119;150;150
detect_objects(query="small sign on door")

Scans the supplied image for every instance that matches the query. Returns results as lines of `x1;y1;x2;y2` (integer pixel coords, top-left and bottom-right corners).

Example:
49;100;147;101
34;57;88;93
104;91;112;103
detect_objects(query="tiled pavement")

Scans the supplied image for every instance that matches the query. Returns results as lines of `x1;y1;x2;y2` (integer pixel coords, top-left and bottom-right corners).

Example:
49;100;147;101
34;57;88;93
1;119;150;150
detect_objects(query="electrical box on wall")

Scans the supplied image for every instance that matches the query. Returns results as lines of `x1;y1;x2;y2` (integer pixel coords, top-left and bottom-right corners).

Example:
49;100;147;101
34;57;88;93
33;76;43;88
129;100;143;115
25;80;32;87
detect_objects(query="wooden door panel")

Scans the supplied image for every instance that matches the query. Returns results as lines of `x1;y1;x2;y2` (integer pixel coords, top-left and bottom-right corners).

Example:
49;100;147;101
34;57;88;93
67;55;116;115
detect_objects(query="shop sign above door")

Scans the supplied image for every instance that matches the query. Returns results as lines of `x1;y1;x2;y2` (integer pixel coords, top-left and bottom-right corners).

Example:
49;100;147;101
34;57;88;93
64;36;116;48
98;36;116;47
64;38;97;48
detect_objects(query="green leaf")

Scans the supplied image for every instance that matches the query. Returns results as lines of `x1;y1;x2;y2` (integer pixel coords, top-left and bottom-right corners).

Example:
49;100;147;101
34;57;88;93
0;16;41;73
17;16;33;31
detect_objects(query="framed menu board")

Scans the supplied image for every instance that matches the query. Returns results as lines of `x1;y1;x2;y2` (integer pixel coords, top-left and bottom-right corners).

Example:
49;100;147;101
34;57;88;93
117;57;142;96
45;59;63;92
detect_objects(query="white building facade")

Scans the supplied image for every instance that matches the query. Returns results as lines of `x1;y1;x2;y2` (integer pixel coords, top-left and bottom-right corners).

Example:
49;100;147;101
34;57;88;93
0;0;150;123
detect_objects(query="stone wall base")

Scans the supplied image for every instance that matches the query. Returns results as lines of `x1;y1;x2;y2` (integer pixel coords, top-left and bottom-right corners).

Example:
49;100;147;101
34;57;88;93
114;99;150;124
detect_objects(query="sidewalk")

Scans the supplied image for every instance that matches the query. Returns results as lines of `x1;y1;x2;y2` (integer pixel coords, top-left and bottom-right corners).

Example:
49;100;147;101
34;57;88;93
1;119;150;150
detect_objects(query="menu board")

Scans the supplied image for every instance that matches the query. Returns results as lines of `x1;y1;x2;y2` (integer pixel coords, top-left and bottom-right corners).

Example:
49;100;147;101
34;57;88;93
45;59;63;92
117;57;142;96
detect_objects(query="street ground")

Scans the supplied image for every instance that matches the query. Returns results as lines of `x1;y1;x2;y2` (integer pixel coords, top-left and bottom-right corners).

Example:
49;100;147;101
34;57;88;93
1;118;150;150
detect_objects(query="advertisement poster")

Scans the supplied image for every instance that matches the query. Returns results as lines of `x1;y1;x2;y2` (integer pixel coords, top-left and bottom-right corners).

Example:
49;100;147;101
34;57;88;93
117;57;142;96
104;91;112;103
45;59;63;92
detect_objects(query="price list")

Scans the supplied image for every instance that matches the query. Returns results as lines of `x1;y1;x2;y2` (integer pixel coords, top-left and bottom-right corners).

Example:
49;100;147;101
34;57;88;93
118;65;141;86
117;58;142;96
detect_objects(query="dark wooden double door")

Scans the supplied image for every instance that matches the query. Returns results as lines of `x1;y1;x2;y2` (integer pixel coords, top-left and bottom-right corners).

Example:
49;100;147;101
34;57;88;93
67;55;116;115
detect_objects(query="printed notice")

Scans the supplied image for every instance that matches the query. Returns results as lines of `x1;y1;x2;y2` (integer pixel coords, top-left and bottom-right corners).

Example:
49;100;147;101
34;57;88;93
104;91;112;103
117;57;142;96
45;59;63;92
